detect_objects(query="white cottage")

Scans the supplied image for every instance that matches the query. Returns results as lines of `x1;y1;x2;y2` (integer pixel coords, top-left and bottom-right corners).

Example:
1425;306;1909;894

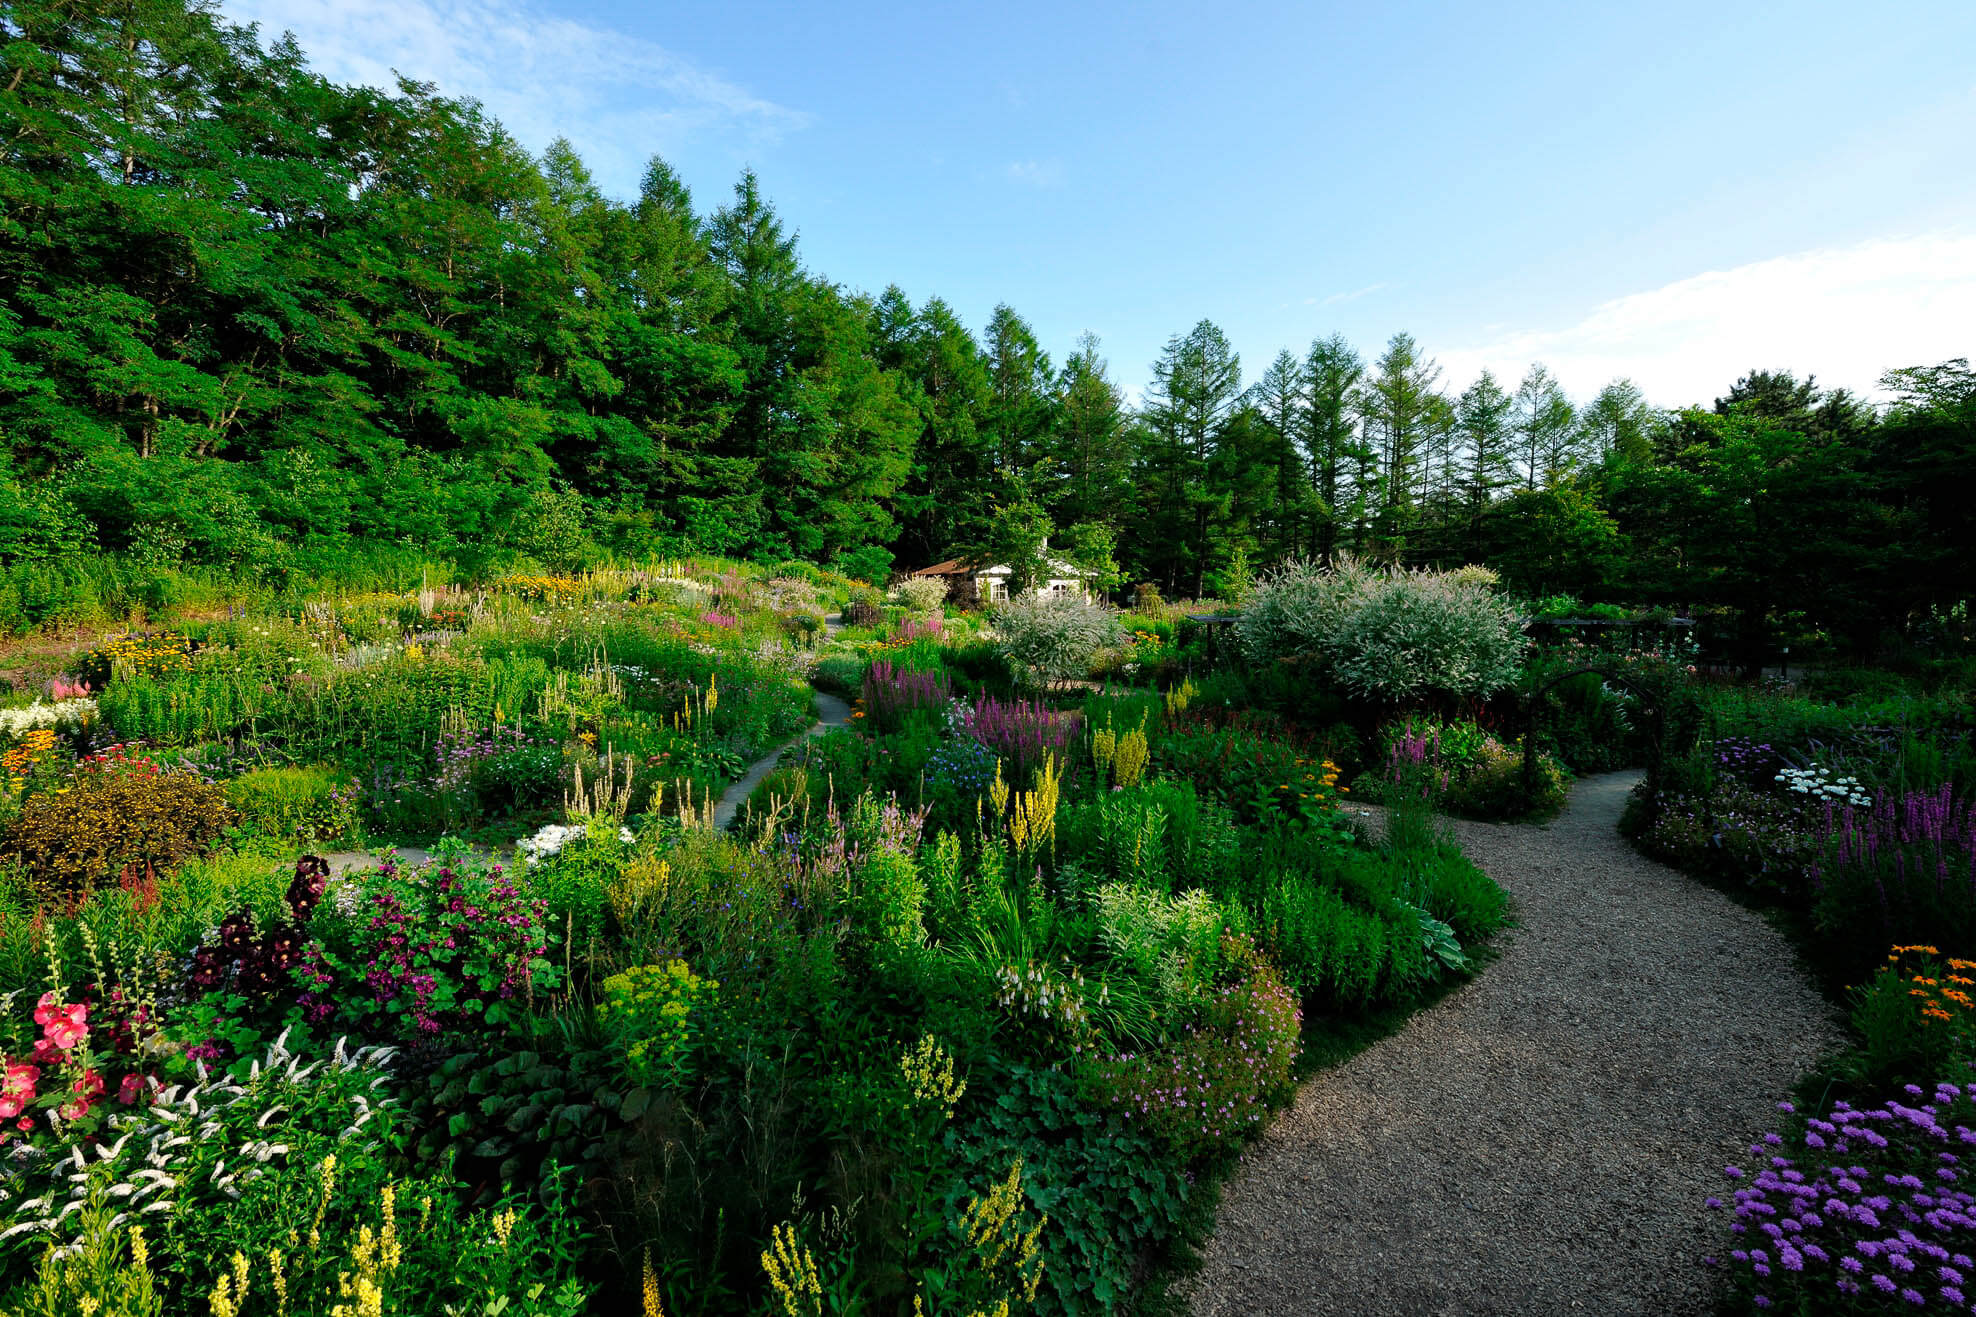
909;553;1094;604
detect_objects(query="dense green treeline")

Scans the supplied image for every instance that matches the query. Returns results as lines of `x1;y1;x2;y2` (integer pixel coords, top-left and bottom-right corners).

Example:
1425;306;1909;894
0;1;1970;653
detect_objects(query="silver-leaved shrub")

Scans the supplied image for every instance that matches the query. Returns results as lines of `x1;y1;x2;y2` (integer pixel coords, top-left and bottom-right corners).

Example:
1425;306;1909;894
1239;557;1525;702
993;596;1123;688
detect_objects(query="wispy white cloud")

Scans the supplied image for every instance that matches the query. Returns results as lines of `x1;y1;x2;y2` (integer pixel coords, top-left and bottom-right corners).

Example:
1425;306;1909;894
1004;158;1064;187
1437;233;1976;406
227;0;806;197
1306;282;1387;307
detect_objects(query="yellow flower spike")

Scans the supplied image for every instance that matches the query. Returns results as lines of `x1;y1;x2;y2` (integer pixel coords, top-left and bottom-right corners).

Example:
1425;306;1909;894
643;1248;666;1317
761;1222;823;1317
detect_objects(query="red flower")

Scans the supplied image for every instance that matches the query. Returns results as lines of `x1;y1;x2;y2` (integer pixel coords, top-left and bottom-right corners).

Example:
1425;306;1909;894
58;1068;104;1120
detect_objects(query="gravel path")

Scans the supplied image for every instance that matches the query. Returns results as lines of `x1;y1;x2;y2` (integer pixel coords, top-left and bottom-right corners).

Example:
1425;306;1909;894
1183;771;1840;1317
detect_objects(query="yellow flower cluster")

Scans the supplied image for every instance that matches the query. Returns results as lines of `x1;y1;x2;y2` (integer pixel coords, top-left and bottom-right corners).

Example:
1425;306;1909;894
1163;677;1197;719
900;1033;967;1118
601;959;717;1077
998;755;1061;853
958;1158;1047;1307
610;857;672;925
761;1222;823;1317
1889;945;1976;1023
3;728;58;793
1289;757;1345;802
496;573;582;602
1091;715;1149;789
91;631;193;680
215;1161;400;1317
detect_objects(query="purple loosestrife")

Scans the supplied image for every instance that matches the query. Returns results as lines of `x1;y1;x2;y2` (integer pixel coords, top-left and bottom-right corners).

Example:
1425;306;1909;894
1709;1084;1976;1313
1814;784;1976;951
894;614;944;643
861;660;951;734
965;695;1081;781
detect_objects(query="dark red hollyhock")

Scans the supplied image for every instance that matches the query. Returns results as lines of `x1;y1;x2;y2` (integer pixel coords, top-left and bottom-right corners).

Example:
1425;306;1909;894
288;855;331;921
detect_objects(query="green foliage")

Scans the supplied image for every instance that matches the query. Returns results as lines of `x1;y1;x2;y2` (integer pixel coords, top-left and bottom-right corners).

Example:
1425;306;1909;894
602;960;719;1088
1845;948;1976;1092
947;1065;1189;1316
224;765;360;847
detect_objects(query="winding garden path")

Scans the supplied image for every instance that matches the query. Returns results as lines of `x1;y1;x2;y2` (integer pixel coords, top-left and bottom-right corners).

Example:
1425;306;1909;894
711;613;852;832
710;686;853;831
1184;771;1840;1317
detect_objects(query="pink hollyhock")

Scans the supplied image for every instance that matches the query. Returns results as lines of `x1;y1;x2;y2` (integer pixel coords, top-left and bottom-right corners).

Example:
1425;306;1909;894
34;994;87;1050
0;1059;37;1119
117;1073;149;1105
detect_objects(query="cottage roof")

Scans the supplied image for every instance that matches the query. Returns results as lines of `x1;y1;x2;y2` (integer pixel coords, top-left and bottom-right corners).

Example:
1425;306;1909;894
910;556;1091;580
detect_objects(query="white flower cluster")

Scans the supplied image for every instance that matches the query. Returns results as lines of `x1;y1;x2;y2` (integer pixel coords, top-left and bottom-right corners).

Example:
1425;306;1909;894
1775;765;1871;808
515;820;636;866
0;699;96;739
0;1032;392;1256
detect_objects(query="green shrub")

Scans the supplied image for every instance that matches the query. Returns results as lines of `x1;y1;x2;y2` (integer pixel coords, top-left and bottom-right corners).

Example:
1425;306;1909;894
5;763;234;896
1443;739;1569;819
891;576;949;614
225;764;360;846
856;849;927;950
812;654;866;698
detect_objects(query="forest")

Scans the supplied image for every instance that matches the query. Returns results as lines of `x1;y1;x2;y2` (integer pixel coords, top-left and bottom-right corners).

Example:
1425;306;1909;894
1;0;1971;658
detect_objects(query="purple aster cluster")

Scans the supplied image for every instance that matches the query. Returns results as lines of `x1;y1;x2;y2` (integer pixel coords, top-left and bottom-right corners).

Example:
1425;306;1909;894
1710;1084;1976;1312
1077;959;1300;1158
349;856;555;1035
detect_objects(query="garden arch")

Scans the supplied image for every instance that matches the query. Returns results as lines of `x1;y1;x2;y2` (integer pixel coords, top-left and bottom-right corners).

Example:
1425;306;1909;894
1519;664;1693;794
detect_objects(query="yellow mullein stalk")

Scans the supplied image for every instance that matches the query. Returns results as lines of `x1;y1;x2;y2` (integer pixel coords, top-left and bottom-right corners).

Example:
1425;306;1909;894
987;758;1008;818
760;1222;823;1317
705;672;719;714
491;1208;518;1252
1113;718;1148;789
642;1248;664;1317
209;1273;237;1317
1091;721;1116;779
308;1155;338;1251
379;1184;401;1274
269;1248;289;1317
231;1251;251;1305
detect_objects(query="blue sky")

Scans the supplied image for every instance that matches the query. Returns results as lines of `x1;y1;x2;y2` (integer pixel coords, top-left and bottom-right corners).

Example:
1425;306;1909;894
232;0;1975;405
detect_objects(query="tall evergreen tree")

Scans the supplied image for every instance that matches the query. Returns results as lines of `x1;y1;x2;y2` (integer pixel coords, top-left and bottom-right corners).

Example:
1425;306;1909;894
1138;320;1241;594
1302;334;1364;563
1455;370;1515;541
1360;332;1442;554
1577;378;1652;464
1050;332;1131;532
1512;363;1577;489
